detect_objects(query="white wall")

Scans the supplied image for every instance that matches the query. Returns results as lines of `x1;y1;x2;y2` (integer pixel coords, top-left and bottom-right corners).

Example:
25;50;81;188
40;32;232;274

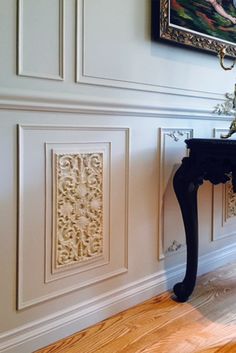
1;1;236;352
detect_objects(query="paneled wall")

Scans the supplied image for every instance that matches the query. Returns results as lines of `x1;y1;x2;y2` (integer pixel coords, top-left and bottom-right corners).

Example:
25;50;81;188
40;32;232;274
1;1;236;352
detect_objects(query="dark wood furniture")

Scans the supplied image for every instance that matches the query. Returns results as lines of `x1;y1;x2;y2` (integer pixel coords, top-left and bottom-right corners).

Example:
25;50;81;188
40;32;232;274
173;138;236;302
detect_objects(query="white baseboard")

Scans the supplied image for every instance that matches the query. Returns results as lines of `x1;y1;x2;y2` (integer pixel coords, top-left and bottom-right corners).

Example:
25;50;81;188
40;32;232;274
1;242;236;353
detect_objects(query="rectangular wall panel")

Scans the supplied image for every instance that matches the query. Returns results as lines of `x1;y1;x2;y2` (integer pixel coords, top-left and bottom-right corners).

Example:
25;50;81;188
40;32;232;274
158;128;193;259
53;151;105;270
17;125;129;309
75;0;229;98
212;129;236;241
18;0;64;80
45;142;111;282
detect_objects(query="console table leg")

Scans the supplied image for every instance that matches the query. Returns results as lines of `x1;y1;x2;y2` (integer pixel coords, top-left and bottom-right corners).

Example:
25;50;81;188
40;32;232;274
172;166;199;302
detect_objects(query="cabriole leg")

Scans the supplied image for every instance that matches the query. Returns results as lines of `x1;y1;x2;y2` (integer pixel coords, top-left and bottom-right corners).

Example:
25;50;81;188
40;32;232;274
172;165;199;302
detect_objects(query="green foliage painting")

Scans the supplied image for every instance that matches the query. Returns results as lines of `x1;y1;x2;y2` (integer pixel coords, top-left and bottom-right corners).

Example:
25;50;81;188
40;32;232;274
170;0;236;44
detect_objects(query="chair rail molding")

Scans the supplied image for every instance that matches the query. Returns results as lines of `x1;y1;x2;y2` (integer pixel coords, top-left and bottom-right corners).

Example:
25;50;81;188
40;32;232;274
0;88;231;120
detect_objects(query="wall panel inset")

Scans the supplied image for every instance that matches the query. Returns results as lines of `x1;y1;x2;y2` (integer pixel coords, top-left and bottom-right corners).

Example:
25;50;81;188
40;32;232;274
158;128;193;259
212;129;236;241
45;142;111;282
76;0;231;98
18;0;64;80
54;152;104;269
18;125;129;309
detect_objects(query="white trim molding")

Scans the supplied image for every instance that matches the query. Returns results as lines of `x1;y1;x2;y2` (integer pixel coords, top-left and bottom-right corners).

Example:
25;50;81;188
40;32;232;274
76;0;227;100
17;0;65;81
158;128;193;260
0;88;231;120
17;125;129;309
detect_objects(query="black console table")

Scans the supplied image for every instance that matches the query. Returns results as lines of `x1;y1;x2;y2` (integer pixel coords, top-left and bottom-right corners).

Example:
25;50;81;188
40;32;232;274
173;138;236;302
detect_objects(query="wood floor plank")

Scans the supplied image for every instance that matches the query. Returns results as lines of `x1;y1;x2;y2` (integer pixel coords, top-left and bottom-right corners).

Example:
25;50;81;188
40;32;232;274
35;262;236;353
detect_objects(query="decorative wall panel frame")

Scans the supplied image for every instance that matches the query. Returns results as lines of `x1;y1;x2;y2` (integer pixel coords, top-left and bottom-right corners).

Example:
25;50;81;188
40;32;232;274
17;125;129;309
158;128;193;260
17;0;65;80
212;128;236;241
45;142;111;282
75;0;221;100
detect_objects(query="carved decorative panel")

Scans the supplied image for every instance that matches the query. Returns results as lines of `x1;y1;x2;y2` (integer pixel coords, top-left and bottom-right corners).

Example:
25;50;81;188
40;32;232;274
54;153;103;269
46;143;110;281
18;125;129;309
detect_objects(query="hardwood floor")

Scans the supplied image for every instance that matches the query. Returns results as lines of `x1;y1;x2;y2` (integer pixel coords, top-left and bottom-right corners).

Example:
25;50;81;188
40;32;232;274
35;263;236;353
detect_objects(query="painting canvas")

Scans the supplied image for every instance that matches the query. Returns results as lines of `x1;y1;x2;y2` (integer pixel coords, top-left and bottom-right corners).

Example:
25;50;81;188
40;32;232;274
152;0;236;56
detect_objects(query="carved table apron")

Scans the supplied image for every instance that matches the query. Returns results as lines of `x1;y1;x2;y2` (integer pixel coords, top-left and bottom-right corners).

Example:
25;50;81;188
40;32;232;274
173;138;236;302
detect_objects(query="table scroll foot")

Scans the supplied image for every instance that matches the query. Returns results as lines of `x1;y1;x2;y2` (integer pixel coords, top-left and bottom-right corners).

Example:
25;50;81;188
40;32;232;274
173;282;193;302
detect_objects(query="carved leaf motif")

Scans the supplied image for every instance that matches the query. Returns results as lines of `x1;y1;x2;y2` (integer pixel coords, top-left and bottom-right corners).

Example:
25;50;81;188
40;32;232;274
165;240;184;254
166;130;185;142
55;153;103;268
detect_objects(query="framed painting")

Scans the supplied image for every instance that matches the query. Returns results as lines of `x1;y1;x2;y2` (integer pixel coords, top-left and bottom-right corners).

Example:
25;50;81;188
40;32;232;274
152;0;236;57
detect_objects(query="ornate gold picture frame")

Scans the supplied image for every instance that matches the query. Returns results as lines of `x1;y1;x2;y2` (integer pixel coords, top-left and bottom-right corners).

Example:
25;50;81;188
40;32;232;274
152;0;236;57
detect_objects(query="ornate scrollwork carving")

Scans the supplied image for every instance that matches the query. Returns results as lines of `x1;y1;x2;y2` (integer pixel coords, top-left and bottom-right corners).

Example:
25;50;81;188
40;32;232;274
225;180;236;219
54;153;103;268
179;155;232;188
166;130;184;142
165;240;184;254
159;0;236;57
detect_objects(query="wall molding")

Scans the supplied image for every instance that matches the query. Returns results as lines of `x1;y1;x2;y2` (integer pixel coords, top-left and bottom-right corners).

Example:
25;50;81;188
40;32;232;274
212;128;236;242
0;89;232;120
17;0;65;80
17;125;129;309
158;128;193;260
45;143;111;282
76;0;226;100
1;242;236;353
